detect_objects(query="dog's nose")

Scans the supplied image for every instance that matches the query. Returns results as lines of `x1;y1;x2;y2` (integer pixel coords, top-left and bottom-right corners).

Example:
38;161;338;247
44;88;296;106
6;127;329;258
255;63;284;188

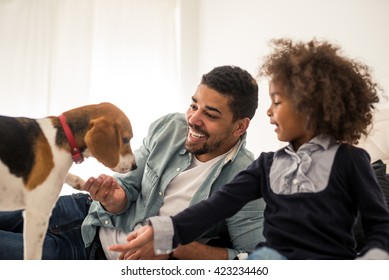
131;162;137;171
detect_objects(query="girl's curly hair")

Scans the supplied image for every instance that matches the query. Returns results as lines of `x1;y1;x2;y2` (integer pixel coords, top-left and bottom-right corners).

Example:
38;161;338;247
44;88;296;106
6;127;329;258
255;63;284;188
259;38;381;144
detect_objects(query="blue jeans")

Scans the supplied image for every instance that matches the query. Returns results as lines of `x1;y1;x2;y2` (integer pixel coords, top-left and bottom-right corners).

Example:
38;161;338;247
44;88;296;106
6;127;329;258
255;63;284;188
247;246;287;260
0;193;104;260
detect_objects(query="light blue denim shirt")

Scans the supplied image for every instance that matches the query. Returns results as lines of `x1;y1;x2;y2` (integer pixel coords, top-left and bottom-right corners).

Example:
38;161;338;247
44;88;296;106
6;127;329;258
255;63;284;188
81;113;265;259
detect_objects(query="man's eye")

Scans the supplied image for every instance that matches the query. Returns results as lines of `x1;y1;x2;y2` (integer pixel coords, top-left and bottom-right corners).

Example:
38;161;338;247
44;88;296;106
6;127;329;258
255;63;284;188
206;113;217;119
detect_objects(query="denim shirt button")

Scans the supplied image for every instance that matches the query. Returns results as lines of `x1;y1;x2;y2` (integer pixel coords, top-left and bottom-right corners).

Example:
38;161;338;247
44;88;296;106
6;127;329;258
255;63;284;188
159;191;163;196
176;168;180;172
104;220;109;225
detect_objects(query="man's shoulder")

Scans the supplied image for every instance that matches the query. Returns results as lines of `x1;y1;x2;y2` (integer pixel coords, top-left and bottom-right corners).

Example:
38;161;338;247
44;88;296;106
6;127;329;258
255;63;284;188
232;134;255;164
228;149;254;174
151;112;186;128
146;113;187;146
158;112;185;122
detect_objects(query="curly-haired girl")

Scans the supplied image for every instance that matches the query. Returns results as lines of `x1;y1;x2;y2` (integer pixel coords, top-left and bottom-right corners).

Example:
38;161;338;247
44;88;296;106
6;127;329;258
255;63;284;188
109;38;389;260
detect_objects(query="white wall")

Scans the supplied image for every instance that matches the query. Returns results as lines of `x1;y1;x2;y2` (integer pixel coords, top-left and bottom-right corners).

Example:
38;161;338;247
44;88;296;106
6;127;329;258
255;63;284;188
180;0;389;157
1;1;388;194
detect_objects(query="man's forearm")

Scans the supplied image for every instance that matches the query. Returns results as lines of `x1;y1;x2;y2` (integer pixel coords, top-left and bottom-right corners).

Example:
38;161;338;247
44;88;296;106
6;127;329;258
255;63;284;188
171;241;228;260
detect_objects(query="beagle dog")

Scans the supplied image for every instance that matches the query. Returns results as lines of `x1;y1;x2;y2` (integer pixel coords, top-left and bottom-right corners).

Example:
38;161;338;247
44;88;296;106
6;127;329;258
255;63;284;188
0;102;137;259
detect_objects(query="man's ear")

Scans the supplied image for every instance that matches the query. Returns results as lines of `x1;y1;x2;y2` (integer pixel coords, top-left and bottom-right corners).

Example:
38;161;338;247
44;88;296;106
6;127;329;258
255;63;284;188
234;117;250;137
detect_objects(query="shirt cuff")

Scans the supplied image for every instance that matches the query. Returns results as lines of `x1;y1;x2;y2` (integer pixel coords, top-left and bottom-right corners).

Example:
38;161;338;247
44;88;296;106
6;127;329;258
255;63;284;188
355;248;389;260
227;248;248;260
148;216;174;255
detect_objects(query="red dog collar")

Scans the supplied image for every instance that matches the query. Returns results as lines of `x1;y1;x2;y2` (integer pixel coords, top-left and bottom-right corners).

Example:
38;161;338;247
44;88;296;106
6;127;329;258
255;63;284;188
59;114;84;164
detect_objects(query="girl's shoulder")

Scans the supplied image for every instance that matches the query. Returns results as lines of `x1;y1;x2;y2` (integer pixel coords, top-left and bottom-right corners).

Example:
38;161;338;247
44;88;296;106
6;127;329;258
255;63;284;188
333;144;373;175
337;143;371;161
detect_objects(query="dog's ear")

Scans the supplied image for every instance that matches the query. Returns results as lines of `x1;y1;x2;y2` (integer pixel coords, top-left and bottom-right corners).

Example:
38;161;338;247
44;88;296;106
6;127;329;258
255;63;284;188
84;117;120;168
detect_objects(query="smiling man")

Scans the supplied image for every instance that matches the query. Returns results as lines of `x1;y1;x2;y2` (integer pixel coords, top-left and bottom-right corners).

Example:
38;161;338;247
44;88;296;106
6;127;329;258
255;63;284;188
185;85;251;162
0;65;265;260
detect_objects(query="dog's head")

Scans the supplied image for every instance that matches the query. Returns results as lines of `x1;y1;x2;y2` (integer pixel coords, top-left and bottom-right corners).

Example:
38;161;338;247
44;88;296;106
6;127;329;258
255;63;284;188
83;102;137;173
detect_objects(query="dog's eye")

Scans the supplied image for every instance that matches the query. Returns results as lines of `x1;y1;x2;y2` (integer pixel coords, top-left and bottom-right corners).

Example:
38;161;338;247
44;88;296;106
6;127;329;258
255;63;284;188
122;137;130;144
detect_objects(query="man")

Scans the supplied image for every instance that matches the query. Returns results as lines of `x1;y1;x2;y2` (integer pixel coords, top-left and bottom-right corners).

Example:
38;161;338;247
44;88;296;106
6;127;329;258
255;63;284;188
0;65;265;260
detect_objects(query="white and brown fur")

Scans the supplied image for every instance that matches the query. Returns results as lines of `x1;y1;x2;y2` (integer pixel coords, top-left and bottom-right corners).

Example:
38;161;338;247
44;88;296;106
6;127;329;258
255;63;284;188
0;102;136;259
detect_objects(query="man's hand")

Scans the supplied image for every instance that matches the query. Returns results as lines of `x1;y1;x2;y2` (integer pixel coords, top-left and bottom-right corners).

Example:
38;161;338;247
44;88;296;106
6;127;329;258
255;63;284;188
117;241;169;260
83;174;127;213
109;225;155;258
108;225;229;260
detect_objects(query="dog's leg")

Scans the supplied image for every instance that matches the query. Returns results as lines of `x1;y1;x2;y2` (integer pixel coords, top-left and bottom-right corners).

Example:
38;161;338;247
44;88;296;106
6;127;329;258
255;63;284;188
22;209;49;259
23;182;62;260
65;172;86;190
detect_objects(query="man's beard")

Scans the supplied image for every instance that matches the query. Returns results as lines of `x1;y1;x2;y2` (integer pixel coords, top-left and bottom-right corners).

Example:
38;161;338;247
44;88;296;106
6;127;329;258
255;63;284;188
184;138;222;156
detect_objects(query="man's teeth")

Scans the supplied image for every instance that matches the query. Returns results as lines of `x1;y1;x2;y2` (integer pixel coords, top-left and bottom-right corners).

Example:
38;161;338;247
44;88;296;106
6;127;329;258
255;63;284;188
191;131;206;138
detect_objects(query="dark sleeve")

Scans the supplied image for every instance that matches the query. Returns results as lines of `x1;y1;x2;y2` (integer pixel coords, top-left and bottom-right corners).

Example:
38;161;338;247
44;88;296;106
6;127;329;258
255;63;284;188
354;159;389;251
171;156;264;247
346;147;389;254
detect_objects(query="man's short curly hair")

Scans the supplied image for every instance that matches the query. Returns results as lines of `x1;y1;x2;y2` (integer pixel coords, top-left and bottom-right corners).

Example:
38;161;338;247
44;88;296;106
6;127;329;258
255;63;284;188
201;65;259;121
259;38;381;144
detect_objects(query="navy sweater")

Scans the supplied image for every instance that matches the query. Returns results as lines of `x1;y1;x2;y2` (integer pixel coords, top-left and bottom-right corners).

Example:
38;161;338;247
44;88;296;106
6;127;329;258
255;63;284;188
171;144;389;259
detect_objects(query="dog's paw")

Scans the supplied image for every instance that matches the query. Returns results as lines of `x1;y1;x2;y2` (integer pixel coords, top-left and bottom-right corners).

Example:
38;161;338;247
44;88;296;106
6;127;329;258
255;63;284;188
65;173;86;190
